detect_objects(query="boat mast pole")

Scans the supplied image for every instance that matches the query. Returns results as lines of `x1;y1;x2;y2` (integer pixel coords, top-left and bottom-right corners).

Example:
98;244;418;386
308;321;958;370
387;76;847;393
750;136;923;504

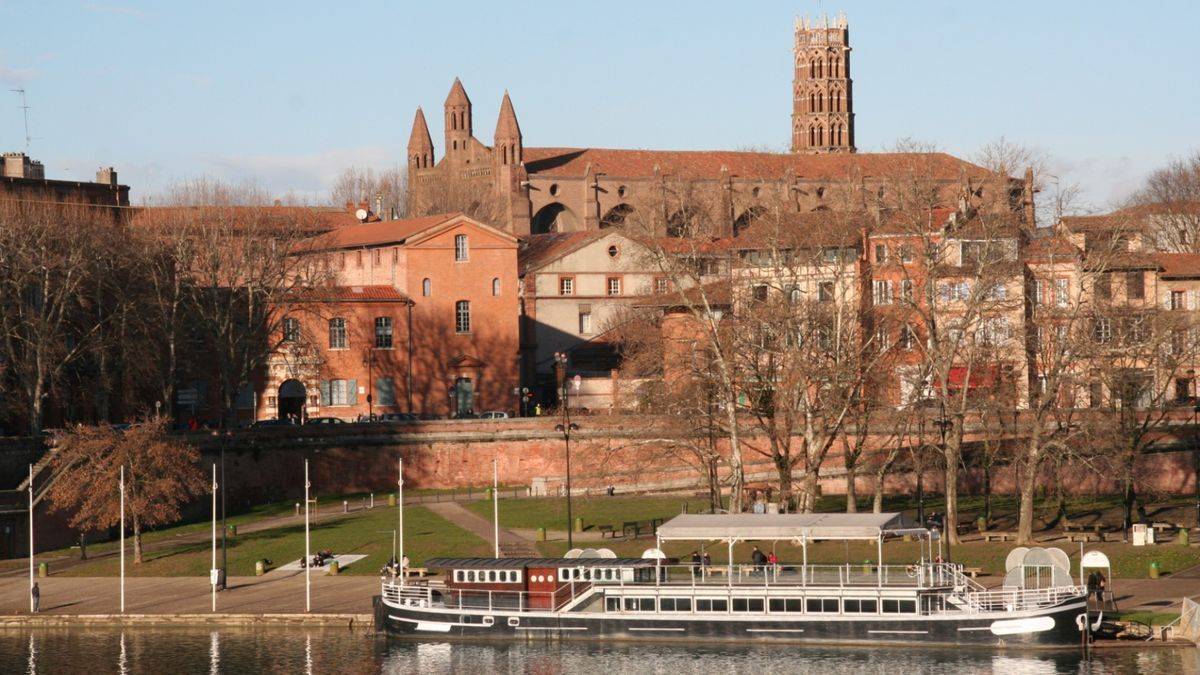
398;454;404;586
304;459;310;613
876;534;883;587
211;462;217;612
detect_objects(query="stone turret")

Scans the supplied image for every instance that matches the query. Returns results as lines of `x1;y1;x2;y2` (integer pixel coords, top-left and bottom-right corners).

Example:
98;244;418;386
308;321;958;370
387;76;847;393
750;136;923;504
493;91;522;166
408;107;435;170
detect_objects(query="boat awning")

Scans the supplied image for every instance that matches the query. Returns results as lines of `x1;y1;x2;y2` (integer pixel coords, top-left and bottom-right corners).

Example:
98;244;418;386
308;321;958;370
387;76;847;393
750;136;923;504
655;513;926;542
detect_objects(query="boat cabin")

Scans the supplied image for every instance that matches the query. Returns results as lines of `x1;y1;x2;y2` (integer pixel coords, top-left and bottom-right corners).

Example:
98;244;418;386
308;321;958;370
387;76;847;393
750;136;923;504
425;557;674;610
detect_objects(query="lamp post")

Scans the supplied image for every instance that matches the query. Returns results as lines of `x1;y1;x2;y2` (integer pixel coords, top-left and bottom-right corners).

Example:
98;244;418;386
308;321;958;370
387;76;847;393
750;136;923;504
933;407;952;561
364;347;376;421
1193;401;1200;529
554;352;579;549
210;429;231;590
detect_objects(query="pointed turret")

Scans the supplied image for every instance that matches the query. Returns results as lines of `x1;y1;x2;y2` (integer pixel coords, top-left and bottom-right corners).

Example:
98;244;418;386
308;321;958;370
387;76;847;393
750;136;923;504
408;107;434;170
493;91;523;166
444;78;473;154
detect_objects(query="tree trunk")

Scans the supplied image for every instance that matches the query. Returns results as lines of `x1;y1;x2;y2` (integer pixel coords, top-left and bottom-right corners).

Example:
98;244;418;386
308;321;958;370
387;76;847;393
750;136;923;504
707;456;721;513
1016;463;1038;545
132;512;143;564
798;471;819;513
943;437;961;545
723;390;744;513
982;463;992;527
845;461;858;513
775;452;793;512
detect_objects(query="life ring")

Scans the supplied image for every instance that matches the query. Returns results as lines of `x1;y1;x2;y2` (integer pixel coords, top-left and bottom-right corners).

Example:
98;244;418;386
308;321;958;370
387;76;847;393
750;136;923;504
905;564;918;577
1075;613;1088;631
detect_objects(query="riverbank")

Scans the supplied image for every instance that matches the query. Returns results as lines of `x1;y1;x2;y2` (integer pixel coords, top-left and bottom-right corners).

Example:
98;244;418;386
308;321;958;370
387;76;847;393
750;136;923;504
0;613;372;628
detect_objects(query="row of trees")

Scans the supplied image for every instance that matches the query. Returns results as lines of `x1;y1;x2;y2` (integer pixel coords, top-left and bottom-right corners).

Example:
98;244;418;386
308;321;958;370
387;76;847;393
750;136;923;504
0;182;329;435
611;144;1200;544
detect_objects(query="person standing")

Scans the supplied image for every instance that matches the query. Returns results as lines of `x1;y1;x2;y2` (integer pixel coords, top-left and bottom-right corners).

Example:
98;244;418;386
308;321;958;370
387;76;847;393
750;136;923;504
751;546;767;576
31;582;39;613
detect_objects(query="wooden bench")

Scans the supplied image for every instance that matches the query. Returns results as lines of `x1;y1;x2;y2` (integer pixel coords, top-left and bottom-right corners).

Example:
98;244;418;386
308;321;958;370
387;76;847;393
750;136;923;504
1066;531;1102;543
963;567;984;578
402;567;428;578
622;521;641;538
598;524;616;538
981;531;1014;542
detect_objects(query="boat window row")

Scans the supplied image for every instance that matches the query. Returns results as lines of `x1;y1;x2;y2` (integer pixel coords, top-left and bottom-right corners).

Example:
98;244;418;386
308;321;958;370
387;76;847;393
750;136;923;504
605;595;917;615
453;569;522;584
559;567;633;582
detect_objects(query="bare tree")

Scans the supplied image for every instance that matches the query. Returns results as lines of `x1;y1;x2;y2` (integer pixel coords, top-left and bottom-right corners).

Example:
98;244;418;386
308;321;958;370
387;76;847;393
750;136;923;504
1130;151;1200;253
329;166;407;217
407;170;503;225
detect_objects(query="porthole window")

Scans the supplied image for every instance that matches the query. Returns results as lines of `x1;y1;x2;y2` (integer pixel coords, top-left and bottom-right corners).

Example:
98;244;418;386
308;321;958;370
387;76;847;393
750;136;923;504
549;184;559;197
547;574;555;583
607;245;619;258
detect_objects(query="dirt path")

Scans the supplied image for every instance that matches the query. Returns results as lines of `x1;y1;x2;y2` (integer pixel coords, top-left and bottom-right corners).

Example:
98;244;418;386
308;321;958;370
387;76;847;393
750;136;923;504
425;502;539;557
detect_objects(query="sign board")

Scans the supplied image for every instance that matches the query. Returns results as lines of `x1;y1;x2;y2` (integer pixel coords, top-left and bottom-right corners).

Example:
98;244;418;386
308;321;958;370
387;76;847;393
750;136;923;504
572;374;582;391
1080;551;1111;570
177;388;198;404
210;569;220;586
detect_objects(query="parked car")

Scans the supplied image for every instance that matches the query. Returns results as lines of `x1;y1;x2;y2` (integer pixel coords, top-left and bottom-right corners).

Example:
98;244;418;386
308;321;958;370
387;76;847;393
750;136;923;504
305;416;344;425
251;418;298;428
378;412;419;423
478;411;510;419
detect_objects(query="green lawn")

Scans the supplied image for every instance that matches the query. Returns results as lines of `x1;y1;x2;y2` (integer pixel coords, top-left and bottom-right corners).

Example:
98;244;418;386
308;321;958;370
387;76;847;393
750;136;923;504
50;505;490;577
466;494;705;532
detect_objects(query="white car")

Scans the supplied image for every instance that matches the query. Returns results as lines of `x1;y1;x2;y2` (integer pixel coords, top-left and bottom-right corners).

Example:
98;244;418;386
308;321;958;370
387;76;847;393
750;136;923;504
479;411;510;419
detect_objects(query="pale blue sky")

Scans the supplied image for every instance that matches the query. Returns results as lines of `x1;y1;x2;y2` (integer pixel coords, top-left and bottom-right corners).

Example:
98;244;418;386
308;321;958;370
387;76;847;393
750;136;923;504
1;1;1196;209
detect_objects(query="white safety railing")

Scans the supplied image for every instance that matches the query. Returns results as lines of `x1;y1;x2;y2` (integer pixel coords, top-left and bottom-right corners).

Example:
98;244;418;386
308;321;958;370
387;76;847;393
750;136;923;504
382;580;593;612
957;585;1085;613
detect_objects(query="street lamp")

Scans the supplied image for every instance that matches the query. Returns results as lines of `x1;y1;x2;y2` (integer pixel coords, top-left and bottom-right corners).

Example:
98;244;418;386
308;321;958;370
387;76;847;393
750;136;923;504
554;352;579;549
1193;400;1200;529
210;429;232;590
363;348;376;421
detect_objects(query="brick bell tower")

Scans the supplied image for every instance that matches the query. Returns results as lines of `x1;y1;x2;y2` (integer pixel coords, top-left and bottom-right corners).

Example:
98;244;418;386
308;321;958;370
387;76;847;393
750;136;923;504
791;13;855;154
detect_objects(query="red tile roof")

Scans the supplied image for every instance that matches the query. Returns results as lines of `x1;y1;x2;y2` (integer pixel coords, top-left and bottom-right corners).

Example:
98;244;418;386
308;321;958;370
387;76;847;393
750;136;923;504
306;285;413;302
1024;234;1081;262
307;213;460;250
1060;202;1200;233
1155;253;1200;279
523;148;996;181
518;231;605;273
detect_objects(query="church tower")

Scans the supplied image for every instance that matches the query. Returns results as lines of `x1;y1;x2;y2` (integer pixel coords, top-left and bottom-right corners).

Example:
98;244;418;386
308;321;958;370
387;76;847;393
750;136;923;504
791;13;855;154
444;78;473;157
407;107;434;171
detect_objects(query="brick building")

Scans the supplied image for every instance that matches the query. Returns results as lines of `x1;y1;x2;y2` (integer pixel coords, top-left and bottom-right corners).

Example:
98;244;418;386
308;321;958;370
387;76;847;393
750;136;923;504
1;152;129;208
256;212;521;421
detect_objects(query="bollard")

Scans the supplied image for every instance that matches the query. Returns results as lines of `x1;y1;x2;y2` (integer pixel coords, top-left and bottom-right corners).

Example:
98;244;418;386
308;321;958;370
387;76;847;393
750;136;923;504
328;560;340;576
369;493;374;509
343;500;349;514
977;517;987;533
1179;529;1190;546
388;493;397;507
1149;561;1161;579
485;487;493;500
574;517;584;533
255;560;266;576
37;562;48;578
295;503;300;516
536;527;547;542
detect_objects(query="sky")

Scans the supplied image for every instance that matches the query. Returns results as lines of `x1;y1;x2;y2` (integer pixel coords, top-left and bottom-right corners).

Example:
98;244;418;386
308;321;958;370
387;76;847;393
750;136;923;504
0;0;1197;211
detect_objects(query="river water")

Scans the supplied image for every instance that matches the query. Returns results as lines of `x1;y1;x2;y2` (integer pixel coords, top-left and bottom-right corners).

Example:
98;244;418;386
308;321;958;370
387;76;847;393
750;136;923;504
0;628;1195;674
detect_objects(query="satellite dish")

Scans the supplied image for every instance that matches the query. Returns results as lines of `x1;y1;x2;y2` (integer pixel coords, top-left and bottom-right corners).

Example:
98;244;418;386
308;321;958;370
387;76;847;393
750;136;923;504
642;548;667;560
564;548;583;559
597;548;617;559
355;208;369;221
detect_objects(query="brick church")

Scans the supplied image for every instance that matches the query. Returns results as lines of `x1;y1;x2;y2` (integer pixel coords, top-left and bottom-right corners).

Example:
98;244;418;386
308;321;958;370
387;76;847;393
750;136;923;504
405;13;1031;238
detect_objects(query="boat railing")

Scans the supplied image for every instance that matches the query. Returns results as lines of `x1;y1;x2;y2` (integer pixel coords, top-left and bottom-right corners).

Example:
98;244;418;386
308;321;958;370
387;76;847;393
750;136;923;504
628;562;965;589
381;580;594;612
955;584;1085;613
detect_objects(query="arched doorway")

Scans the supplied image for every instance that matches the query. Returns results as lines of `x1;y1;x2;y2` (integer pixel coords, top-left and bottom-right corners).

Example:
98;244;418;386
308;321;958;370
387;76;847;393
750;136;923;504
278;379;306;422
531;203;578;234
600;203;635;229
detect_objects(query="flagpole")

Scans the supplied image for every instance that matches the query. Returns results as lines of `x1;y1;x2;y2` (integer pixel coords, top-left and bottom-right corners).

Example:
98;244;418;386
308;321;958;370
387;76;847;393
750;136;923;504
211;462;217;612
398;455;404;586
493;458;500;558
28;463;33;613
304;458;311;613
119;464;125;614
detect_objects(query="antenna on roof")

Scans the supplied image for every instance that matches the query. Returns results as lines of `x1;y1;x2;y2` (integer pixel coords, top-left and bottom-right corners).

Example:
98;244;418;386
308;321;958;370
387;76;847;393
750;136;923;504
10;88;31;152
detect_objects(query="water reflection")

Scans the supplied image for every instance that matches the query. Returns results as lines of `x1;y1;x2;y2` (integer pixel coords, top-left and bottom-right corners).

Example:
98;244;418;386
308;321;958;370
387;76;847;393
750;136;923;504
0;628;1197;674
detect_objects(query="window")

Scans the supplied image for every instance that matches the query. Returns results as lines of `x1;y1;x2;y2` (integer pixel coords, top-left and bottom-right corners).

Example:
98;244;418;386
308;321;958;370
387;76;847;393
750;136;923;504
422;278;431;297
695;598;728;612
1092;317;1112;344
356;250;363;268
1095;273;1112;301
1033;279;1046;304
1172;290;1186;310
559;276;574;295
607;245;619;258
752;284;769;302
940;281;969;302
874;244;888;263
579;311;592;335
768;598;804;613
732;597;765;613
843;598;878;613
899;244;914;263
605;597;622;612
901;279;914;302
339;252;346;269
654;277;669;294
818;281;834;303
881;599;916;614
788;286;802;304
872;280;892;305
659;597;692;612
806;598;840;613
454;234;468;261
623;597;654;612
899;324;917;350
1054;278;1069;307
282;317;300;343
375;317;393;349
376;377;395;406
607;277;622;296
492;278;501;296
455;301;471;333
326;379;354;406
1126;271;1145;300
373;249;381;266
980;318;1009;346
985;283;1007;301
874;326;891;351
328;318;347;349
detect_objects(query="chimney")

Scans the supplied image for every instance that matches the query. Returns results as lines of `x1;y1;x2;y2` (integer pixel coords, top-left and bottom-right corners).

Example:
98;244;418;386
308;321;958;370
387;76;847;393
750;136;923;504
96;167;118;186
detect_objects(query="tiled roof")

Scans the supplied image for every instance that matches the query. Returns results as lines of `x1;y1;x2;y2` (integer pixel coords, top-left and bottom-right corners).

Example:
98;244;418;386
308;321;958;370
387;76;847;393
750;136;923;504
1060;202;1200;233
1155;253;1200;279
306;213;460;250
522;148;996;181
518;231;604;274
306;285;413;302
1024;234;1080;262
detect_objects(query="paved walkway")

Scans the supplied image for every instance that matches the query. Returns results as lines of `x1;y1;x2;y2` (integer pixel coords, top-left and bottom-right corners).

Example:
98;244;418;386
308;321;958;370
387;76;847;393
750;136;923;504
0;572;379;616
425;502;539;557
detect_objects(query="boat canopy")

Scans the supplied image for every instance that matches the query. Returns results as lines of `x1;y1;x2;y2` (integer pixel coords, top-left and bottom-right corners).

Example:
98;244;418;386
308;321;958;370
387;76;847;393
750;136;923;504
656;513;927;542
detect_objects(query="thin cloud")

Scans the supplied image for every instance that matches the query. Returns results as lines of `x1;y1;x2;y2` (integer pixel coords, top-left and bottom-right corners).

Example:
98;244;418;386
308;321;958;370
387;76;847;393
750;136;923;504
83;4;145;17
0;64;34;85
